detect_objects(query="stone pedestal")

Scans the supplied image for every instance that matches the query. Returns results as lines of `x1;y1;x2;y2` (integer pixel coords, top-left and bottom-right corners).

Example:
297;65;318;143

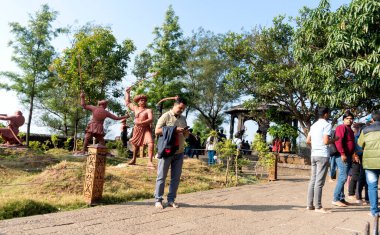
83;144;107;205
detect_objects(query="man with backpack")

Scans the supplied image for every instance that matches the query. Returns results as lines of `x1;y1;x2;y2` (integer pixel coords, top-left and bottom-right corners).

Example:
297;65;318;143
358;112;380;217
332;111;355;207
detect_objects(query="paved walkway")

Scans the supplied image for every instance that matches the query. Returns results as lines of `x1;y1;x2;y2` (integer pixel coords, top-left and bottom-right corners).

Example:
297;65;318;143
0;174;373;235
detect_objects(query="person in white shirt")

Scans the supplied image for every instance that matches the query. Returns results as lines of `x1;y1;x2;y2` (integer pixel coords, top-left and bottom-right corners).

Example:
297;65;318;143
206;135;218;165
306;107;338;213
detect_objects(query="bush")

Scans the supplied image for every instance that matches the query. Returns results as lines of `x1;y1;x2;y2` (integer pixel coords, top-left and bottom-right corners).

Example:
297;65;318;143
29;141;41;151
51;134;59;148
0;200;58;220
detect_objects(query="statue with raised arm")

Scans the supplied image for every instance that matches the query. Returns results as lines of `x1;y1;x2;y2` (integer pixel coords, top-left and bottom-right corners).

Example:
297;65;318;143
80;92;129;154
0;111;25;145
125;87;154;167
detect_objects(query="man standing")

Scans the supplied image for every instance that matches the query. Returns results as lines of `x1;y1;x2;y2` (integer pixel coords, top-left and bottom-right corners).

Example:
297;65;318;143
332;111;355;207
125;87;155;167
306;107;337;213
358;111;380;217
154;98;189;209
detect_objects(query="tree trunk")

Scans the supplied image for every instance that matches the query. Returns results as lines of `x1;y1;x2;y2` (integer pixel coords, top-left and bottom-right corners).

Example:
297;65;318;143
26;93;35;147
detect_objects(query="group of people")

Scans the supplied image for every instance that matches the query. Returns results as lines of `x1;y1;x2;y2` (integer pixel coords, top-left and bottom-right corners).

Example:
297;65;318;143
271;137;292;153
81;88;189;209
307;107;380;217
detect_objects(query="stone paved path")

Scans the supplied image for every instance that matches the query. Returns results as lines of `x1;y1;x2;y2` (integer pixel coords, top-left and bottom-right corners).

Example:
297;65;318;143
0;175;373;235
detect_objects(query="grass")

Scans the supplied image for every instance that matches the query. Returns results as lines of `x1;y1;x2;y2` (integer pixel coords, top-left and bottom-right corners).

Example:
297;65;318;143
0;148;258;220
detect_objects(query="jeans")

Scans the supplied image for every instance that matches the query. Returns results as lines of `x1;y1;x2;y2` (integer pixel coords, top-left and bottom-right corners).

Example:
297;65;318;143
333;155;352;202
357;164;369;201
365;169;380;216
207;150;216;165
307;156;329;209
154;153;184;203
329;155;337;179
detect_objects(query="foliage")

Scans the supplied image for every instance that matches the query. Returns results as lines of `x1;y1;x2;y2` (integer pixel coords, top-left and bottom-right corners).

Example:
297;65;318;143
252;134;275;170
294;0;380;114
46;24;135;140
64;137;72;150
268;123;299;139
51;134;59;148
132;5;188;115
222;16;318;136
0;200;58;220
0;4;65;146
183;28;237;129
28;141;42;151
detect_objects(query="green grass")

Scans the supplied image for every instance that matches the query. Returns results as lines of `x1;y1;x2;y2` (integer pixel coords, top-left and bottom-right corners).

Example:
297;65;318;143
0;149;258;220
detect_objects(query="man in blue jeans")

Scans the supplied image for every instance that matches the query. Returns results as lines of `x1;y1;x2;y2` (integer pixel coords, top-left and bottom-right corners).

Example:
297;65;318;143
358;112;380;217
154;98;188;209
332;111;355;207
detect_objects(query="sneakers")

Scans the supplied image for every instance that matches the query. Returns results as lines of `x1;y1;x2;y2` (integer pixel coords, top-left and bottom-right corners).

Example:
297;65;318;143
155;201;164;209
332;201;348;207
306;206;315;210
167;201;179;208
347;195;357;201
315;208;332;214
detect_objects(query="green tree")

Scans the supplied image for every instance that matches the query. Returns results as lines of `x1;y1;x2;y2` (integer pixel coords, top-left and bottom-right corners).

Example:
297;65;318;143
0;4;65;146
184;28;237;130
294;0;380;113
223;16;317;136
133;5;188;116
48;24;135;148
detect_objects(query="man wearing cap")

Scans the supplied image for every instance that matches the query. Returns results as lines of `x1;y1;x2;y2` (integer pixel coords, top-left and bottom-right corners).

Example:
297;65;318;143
80;92;129;153
125;87;155;167
0;111;25;145
358;111;380;217
332;111;355;207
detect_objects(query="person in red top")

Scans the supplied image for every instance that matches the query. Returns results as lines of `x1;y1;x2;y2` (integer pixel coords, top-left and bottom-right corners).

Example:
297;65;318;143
332;111;355;207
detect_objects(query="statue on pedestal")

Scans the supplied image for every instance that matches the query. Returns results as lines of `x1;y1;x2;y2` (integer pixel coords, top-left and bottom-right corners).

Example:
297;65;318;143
80;92;129;153
125;87;154;167
0;111;25;145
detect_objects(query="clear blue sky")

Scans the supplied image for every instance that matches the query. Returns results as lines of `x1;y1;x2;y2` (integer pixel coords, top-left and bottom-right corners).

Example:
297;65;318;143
0;0;351;140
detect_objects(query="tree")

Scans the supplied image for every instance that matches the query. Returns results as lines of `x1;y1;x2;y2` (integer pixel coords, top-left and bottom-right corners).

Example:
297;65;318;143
133;5;188;116
47;24;135;149
294;0;380;115
222;16;317;136
0;4;65;146
184;28;237;130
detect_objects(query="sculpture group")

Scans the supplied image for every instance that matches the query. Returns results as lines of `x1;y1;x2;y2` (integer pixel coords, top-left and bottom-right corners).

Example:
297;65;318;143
1;81;160;169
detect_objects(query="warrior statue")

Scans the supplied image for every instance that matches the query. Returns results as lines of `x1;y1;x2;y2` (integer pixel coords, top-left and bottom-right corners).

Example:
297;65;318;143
125;87;154;167
80;92;129;153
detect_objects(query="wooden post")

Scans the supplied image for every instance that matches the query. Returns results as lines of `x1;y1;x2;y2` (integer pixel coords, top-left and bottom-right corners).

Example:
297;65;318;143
83;144;107;205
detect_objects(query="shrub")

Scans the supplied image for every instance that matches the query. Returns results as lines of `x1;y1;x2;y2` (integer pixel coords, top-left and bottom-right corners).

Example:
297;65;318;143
0;200;58;220
51;134;59;148
29;141;41;151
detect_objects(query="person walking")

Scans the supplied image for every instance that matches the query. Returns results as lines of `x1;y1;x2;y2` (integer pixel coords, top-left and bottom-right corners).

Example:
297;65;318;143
332;111;355;207
306;107;338;213
358;111;380;217
154;98;189;209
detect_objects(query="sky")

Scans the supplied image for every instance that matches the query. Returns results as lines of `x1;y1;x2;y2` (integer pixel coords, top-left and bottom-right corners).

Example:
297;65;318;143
0;0;351;141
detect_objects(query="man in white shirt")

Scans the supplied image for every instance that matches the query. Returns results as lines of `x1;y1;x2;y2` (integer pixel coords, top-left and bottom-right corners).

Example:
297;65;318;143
306;107;338;213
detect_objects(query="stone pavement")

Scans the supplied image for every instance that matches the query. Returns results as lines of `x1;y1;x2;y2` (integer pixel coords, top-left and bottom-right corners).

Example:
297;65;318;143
0;174;373;235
